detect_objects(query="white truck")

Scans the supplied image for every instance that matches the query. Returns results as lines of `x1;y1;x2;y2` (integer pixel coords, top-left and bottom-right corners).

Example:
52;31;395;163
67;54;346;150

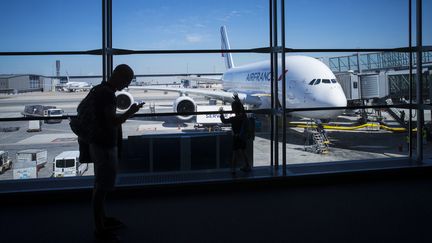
16;149;48;170
53;151;88;177
0;151;13;174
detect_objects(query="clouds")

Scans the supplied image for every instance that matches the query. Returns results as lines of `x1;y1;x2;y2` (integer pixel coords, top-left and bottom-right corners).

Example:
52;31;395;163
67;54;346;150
185;34;203;43
217;10;248;22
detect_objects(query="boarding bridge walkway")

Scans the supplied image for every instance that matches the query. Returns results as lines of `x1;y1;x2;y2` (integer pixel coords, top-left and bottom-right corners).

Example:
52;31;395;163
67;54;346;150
329;51;432;73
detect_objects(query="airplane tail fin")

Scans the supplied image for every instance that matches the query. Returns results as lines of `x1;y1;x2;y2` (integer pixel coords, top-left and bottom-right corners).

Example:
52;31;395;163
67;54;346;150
65;71;70;83
220;26;235;69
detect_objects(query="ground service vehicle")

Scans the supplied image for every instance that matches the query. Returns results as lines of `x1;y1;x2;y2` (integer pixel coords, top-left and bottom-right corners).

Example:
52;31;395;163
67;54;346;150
53;151;88;177
13;160;37;179
0;151;12;174
22;105;63;124
16;149;48;170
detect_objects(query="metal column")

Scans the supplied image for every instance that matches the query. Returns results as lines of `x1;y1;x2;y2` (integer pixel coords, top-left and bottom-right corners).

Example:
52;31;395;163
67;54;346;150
269;0;274;167
102;0;113;80
107;0;113;77
281;0;287;175
102;0;107;81
408;0;413;158
272;0;279;170
416;0;423;162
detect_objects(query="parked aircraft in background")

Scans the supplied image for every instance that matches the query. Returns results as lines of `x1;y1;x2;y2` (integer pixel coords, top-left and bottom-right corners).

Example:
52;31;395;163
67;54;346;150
117;26;347;120
59;72;92;92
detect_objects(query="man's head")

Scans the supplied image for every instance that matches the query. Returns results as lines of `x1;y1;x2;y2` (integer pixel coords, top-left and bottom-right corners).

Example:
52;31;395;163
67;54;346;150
108;64;134;91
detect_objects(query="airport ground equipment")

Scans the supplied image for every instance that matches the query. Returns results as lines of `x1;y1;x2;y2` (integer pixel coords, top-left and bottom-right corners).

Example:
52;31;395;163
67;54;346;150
27;120;42;132
53;151;88;178
0;151;12;174
290;121;407;133
194;105;232;131
383;98;408;129
16;149;47;170
22;105;63;124
303;125;330;154
13;159;37;179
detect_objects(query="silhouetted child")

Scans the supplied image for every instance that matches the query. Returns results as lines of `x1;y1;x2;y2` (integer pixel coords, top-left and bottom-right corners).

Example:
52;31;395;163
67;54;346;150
220;95;251;174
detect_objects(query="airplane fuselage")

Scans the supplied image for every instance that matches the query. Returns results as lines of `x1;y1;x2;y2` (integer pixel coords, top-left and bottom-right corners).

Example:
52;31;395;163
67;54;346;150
222;56;347;119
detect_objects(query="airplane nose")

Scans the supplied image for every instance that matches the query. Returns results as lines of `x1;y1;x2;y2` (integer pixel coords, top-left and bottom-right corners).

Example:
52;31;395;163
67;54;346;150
328;89;347;107
317;88;347;118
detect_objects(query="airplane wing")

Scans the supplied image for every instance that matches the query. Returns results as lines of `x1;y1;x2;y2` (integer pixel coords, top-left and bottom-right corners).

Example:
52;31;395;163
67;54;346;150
176;76;222;84
128;85;264;106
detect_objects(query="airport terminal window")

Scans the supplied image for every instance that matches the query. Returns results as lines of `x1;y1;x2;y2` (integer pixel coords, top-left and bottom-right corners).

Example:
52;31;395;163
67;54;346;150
353;82;358;88
0;0;429;190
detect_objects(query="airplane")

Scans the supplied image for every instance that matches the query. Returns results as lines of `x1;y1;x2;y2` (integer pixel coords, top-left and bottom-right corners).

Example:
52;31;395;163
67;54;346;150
60;72;93;92
116;26;347;120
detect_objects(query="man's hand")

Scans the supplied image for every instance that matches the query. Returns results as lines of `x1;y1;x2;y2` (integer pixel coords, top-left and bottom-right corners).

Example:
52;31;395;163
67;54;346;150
128;103;143;114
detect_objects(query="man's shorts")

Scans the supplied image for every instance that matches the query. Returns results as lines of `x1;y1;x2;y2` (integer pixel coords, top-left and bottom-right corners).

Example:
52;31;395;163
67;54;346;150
89;144;118;191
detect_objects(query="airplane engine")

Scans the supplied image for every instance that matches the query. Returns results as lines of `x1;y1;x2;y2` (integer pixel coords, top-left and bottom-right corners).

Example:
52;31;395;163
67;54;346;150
173;96;196;121
116;91;134;112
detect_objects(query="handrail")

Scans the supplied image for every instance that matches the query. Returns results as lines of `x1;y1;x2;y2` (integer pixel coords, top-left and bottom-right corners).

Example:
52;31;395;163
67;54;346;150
0;104;427;122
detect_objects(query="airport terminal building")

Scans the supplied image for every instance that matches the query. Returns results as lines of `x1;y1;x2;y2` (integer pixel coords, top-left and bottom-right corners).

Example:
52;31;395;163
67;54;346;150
0;74;52;93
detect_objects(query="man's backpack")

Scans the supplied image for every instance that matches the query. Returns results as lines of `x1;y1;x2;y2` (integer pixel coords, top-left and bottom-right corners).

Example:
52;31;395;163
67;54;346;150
69;87;99;144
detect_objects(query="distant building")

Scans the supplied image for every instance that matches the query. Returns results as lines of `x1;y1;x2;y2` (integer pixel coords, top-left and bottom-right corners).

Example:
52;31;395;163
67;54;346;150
0;74;52;93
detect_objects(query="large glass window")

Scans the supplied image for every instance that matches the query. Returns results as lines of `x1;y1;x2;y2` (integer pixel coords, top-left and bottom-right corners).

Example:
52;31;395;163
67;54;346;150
284;0;408;49
113;0;269;50
0;0;101;51
0;0;429;189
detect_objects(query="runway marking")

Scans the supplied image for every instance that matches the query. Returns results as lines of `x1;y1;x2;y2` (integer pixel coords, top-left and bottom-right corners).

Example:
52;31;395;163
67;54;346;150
17;133;77;145
52;137;77;143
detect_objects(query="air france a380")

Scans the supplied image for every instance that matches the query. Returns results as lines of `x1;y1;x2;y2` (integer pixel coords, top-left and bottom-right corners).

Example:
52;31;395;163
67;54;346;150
117;26;347;120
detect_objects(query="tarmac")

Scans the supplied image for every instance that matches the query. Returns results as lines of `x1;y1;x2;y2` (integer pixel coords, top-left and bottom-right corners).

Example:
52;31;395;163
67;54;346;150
1;90;431;182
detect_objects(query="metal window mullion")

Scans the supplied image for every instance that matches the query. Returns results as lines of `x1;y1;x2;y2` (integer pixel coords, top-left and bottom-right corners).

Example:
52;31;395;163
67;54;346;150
102;0;107;81
269;0;274;167
107;0;113;77
281;0;287;175
416;0;423;162
408;0;413;158
272;0;279;170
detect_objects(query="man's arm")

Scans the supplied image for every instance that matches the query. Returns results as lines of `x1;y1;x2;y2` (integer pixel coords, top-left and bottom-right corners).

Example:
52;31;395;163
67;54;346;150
219;108;230;124
104;103;143;126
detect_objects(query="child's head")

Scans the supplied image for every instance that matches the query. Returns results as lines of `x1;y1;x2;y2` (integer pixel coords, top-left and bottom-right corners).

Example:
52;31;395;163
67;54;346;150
231;94;244;114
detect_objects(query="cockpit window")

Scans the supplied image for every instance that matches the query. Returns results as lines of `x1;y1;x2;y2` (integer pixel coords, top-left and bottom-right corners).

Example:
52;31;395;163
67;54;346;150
331;79;337;83
322;79;331;84
309;79;316;85
314;79;321;85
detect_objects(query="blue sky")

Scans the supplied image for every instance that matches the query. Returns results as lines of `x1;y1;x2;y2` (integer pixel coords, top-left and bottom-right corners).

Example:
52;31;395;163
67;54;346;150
0;0;430;77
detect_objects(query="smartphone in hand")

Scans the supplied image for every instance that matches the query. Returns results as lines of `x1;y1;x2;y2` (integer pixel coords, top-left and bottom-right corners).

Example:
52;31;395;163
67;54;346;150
136;100;145;107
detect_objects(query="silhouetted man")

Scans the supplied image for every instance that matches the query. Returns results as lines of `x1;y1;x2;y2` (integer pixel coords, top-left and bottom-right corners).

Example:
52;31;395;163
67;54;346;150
89;64;142;240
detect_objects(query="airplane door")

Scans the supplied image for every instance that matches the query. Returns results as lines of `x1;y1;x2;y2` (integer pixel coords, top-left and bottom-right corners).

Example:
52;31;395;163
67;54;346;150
287;80;296;100
302;80;312;103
